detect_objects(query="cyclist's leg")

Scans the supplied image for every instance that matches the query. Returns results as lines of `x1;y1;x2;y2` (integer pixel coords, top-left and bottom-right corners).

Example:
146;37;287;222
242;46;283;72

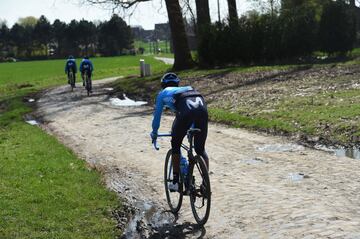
72;67;76;84
81;71;85;86
193;108;209;170
88;71;92;91
171;115;191;181
67;71;70;84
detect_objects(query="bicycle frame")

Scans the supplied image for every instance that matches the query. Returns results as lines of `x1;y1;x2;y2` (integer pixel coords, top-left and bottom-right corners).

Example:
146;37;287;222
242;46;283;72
154;128;199;158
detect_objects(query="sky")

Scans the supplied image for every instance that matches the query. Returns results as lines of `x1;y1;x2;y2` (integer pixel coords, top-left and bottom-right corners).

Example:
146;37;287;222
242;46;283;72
0;0;253;30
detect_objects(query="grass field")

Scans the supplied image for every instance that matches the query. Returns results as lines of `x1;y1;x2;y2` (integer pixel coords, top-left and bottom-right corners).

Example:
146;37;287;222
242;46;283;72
134;40;172;55
0;55;169;98
0;55;168;238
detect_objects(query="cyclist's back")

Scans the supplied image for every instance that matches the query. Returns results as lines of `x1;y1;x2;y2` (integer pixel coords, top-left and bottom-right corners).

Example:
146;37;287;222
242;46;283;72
79;57;93;75
79;56;94;91
65;55;77;74
151;73;209;192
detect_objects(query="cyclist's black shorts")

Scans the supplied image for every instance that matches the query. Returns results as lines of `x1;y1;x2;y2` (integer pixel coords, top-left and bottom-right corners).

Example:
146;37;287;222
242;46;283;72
67;65;76;73
171;90;208;156
81;70;92;78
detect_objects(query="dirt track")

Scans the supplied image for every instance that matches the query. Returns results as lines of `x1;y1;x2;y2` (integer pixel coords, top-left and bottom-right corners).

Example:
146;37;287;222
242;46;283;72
36;78;360;238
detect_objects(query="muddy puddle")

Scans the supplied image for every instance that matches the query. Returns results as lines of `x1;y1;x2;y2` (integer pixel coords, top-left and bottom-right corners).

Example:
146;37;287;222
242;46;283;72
315;145;360;160
122;200;176;239
24;114;40;126
334;147;360;160
257;144;304;152
287;172;310;182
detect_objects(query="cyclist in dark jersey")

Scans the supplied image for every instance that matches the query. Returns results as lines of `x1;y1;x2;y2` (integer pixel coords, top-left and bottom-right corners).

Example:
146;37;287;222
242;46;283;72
79;56;94;92
64;55;77;85
151;73;209;191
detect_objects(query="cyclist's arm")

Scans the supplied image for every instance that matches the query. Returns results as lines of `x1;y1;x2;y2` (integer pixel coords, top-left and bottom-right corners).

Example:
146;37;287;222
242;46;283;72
74;61;77;73
152;92;164;134
79;62;83;72
64;62;68;73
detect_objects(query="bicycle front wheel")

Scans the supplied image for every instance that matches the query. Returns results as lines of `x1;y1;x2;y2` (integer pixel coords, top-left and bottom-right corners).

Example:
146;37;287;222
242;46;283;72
164;149;183;213
189;155;211;226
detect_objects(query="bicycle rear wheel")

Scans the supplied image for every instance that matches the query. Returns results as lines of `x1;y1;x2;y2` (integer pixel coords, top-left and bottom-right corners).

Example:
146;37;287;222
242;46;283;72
164;149;183;213
189;155;211;226
85;74;90;96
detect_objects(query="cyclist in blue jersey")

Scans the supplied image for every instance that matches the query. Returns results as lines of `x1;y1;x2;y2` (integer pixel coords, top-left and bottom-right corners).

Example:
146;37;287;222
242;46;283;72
64;55;77;85
150;72;209;192
79;56;94;92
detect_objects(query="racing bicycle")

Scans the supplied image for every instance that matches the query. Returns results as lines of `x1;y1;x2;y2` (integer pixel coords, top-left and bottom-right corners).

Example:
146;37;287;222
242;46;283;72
153;128;211;226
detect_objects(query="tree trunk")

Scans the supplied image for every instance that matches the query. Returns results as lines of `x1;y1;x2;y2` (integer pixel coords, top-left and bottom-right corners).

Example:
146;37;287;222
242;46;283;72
196;0;211;30
227;0;238;25
165;0;194;70
195;0;212;67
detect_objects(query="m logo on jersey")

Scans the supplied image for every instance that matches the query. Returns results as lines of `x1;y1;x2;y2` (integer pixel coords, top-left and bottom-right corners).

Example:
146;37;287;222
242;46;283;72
186;97;203;109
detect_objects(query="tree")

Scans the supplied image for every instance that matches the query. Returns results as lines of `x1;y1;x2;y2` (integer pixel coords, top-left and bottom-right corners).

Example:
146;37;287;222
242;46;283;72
249;0;281;16
319;0;356;54
83;0;194;70
10;23;35;58
34;15;52;55
18;16;38;27
164;0;194;69
195;0;212;66
52;19;67;57
0;23;10;57
98;14;132;56
227;0;239;25
77;20;97;56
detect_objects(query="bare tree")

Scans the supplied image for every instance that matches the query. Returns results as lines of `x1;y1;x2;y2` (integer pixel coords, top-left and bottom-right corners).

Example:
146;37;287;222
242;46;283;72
81;0;194;70
249;0;280;16
227;0;238;25
85;0;151;9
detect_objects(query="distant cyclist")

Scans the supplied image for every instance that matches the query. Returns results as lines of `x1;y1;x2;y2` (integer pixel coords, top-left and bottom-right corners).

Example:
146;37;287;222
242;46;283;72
79;56;94;92
150;73;209;192
64;55;77;86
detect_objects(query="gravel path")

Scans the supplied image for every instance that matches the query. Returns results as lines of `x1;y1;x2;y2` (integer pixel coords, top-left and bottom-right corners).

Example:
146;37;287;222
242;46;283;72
36;78;360;238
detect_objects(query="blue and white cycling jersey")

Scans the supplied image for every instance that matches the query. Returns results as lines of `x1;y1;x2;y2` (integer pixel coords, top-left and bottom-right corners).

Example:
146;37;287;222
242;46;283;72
65;59;77;73
152;86;193;134
79;59;94;73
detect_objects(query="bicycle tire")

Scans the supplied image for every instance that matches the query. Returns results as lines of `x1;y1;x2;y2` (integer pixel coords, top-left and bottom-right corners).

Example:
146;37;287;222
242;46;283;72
164;149;183;213
189;155;211;226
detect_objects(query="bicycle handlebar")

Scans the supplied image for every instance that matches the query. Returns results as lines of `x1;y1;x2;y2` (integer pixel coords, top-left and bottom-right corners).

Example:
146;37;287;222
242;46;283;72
152;128;200;151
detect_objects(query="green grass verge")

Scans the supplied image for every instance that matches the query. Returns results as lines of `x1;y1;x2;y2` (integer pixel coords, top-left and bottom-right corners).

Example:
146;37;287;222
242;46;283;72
209;89;360;145
0;55;169;238
0;97;119;239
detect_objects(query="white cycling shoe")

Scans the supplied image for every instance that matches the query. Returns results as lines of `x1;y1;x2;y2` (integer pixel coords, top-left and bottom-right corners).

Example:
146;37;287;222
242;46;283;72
168;182;179;192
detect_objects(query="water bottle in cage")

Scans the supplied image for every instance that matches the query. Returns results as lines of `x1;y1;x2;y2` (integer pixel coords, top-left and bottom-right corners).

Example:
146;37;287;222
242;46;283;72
180;155;189;185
